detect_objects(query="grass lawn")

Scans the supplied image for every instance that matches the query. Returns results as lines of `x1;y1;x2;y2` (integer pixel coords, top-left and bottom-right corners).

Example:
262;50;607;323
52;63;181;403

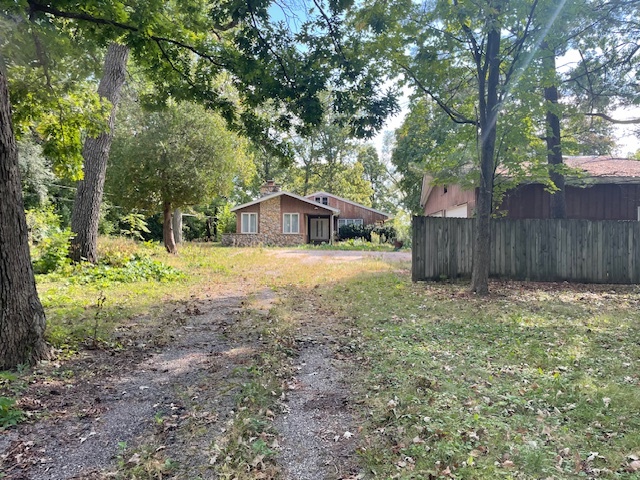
310;275;640;479
15;239;640;478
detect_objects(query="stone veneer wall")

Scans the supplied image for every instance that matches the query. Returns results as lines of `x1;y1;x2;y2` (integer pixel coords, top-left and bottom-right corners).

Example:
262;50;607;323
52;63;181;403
222;233;305;247
224;196;307;246
259;196;281;237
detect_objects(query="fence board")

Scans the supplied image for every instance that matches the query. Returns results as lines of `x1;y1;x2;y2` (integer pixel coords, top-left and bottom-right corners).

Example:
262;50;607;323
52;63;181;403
412;217;640;284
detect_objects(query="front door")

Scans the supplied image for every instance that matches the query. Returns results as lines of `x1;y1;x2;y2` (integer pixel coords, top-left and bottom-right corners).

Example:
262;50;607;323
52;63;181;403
309;217;330;243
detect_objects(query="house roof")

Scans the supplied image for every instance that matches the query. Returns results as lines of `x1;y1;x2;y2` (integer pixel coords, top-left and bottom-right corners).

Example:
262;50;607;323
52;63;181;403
420;155;640;208
306;191;393;218
564;156;640;179
231;191;340;213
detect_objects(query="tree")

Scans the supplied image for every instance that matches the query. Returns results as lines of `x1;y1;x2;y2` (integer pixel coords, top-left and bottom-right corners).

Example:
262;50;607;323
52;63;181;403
70;43;128;263
356;0;627;293
107;100;253;253
0;0;395;369
0;71;50;369
358;145;390;209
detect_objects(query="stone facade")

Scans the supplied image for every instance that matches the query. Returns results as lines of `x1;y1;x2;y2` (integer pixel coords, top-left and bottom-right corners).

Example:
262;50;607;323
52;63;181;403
225;195;309;247
259;196;281;237
222;233;305;247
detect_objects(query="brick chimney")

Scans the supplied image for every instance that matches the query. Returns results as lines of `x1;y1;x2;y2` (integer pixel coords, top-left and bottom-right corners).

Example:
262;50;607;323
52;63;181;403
260;180;281;196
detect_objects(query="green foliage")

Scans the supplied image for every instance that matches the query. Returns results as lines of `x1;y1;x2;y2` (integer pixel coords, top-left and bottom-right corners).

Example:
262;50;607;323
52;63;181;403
25;205;61;244
338;223;396;243
68;255;184;286
120;213;151;241
107;99;252;215
18;137;54;208
390;209;412;246
32;229;74;274
0;396;25;429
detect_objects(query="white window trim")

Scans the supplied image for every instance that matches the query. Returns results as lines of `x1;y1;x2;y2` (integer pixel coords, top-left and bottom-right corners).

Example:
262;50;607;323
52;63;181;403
283;213;300;234
241;212;258;234
338;218;364;228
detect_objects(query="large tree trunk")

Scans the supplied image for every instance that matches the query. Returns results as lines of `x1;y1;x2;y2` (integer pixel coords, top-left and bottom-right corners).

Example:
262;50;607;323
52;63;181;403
471;28;501;296
163;201;177;254
70;43;129;263
172;208;182;244
543;45;566;219
0;70;50;370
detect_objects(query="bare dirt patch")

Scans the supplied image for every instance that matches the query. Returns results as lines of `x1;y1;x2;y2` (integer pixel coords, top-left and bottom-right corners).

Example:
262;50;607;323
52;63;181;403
1;287;260;479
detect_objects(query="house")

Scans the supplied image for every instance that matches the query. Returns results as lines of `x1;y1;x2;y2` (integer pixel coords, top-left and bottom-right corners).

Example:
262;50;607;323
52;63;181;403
421;156;640;220
222;182;391;246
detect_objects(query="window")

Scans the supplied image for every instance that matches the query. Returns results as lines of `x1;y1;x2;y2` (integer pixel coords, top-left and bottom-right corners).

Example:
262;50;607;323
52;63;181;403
283;213;299;234
241;212;257;233
337;218;364;229
315;196;328;205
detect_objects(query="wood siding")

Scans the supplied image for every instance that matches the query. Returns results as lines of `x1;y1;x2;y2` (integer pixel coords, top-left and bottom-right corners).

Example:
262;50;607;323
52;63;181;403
307;194;389;225
423;185;476;217
412;217;640;284
498;183;640;220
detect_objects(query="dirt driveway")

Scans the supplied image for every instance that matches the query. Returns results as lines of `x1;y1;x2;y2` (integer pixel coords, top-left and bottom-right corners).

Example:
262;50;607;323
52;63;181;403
273;249;411;264
1;247;408;480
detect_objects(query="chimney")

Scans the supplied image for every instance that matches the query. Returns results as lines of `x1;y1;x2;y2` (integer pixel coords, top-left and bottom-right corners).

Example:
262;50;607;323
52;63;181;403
260;180;280;196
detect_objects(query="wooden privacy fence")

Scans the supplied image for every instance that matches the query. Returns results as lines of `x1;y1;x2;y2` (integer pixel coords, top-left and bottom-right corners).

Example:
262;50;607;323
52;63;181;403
412;217;640;284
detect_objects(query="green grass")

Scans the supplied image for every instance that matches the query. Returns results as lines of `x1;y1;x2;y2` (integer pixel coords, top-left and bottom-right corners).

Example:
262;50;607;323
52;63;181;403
13;238;640;478
298;239;403;251
308;275;640;479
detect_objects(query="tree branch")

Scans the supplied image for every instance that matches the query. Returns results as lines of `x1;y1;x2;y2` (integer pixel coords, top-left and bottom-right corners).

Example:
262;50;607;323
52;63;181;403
27;1;227;68
585;112;640;124
395;62;478;126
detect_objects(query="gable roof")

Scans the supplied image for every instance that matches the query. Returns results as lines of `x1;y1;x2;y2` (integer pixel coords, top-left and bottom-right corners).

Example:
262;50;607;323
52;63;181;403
306;191;392;218
231;191;340;213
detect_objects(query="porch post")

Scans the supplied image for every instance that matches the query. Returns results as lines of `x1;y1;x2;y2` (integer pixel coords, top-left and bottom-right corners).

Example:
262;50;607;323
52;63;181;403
330;214;334;245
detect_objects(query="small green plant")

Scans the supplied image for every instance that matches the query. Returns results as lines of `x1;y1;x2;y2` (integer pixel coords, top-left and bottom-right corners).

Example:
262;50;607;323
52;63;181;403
32;228;74;273
0;396;25;429
120;212;151;240
89;291;107;348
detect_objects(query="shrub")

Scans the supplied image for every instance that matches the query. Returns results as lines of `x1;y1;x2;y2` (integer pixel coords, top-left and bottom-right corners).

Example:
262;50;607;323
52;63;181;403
32;229;74;274
25;205;60;244
339;223;397;243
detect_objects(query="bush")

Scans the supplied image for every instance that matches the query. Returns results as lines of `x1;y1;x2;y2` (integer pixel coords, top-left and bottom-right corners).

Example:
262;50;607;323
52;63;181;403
32;229;74;274
338;223;397;243
25;205;60;244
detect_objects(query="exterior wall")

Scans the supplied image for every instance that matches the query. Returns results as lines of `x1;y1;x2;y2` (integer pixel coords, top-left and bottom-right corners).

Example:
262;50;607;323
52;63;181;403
230;194;335;246
259;196;281;237
307;194;389;224
222;233;305;247
498;183;640;220
423;185;476;217
234;203;260;233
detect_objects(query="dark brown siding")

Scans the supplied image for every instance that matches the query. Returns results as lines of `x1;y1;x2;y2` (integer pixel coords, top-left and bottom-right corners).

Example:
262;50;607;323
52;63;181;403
309;196;389;224
499;183;640;220
423;185;476;217
281;196;334;242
